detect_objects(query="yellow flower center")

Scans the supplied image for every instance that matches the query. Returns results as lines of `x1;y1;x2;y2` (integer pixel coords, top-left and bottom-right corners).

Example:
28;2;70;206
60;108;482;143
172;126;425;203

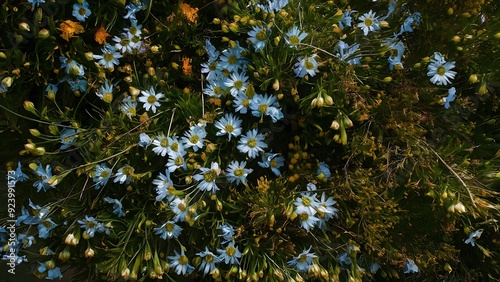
289;35;300;45
203;170;217;182
301;196;311;207
204;254;214;263
364;17;374;27
178;202;187;212
247;138;257;148
233;80;243;90
298;254;308;263
147;95;157;104
100;170;109;178
228;55;237;65
178;255;189;265
214;86;223;95
225;246;236;256
234;168;244;177
258;104;268;114
437;66;446;75
86;221;95;229
43;220;53;228
256;30;267;41
189;135;200;144
224;124;234;133
209;61;218;71
270;159;277;168
300;212;309;221
103;53;114;62
304;59;315;71
174;157;183;166
165;222;175;231
79;8;87;16
129;26;138;35
170;142;179;152
160;137;169;147
103;93;113;103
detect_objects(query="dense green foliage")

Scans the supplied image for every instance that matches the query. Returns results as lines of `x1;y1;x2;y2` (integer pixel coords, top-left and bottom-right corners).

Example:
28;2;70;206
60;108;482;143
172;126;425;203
1;0;499;281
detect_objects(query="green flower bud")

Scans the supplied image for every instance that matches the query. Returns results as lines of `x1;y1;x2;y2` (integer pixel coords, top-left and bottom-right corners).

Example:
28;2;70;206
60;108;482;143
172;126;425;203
38;28;50;39
469;74;478;84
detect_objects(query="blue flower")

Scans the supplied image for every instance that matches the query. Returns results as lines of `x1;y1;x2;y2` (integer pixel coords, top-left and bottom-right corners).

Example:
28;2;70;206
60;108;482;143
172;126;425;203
38;218;57;239
398;12;422;35
72;1;92;22
357;10;380;36
193;162;221;193
204;39;220;62
218;223;235;245
167;136;186;157
217;242;242;265
247;25;269;51
38;262;63;280
380;0;396;20
154;221;182;239
316;161;331;179
285;26;307;48
77;215;109;238
465;229;483;247
167;153;188;172
59;128;77;150
387;41;405;70
138;133;152;148
170;197;190;222
427;52;457;86
17;199;48;226
168;249;195;275
65;59;85;77
113;165;134;185
224;71;249;97
96;80;114;103
93;164;112;189
181;125;206;152
404;258;419;274
335;41;360;65
338;252;351;269
103;197;125;217
316;192;338;230
18;233;35;248
370;262;380;274
215;113;243;140
12;161;29;183
258;153;284;176
33;163;56;192
443;87;456;109
152;133;170;157
297;211;319;231
233;93;251;114
201;61;223;82
153;169;175;202
256;0;288;12
226;160;252;185
250;94;283;122
45;84;58;98
294;190;320;216
287;246;317;272
237;129;268;159
339;9;356;29
219;47;245;73
28;0;45;9
203;80;226;97
138;87;164;113
66;78;88;92
93;44;123;69
124;2;143;21
120;96;137;119
196;247;220;275
294;55;318;78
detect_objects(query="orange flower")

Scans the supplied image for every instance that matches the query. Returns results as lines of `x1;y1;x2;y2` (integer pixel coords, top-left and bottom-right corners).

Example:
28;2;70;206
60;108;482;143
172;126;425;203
94;27;110;44
57;20;84;41
182;57;193;76
179;3;199;23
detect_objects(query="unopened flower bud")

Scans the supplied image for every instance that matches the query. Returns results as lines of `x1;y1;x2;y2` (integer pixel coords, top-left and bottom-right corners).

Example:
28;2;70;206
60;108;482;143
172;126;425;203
382;76;392;83
330;120;340;130
213;18;221;25
29;129;41;137
229;22;239;33
451;36;461;43
454;202;466;213
2;77;13;88
316;97;324;108
447;8;454;15
19;22;30;32
272;79;280;91
58;250;71;262
379;20;389;28
469;74;478;84
121;268;130;280
477;82;488;95
45;260;56;270
274;36;280;46
24;101;36;114
324;95;333;105
38;28;50;39
0;52;5;59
